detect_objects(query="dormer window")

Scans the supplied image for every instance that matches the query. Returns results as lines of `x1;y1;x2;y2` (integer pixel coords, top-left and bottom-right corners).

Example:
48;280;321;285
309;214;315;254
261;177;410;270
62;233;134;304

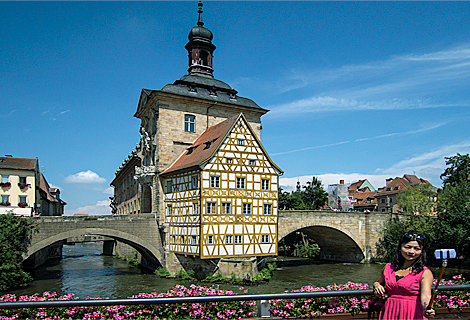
204;141;212;149
386;187;391;191
184;114;195;132
394;186;399;190
187;147;196;155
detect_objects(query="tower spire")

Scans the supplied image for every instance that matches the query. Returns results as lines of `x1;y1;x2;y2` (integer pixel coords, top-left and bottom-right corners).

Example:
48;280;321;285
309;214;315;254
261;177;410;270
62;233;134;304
197;0;204;27
185;0;216;76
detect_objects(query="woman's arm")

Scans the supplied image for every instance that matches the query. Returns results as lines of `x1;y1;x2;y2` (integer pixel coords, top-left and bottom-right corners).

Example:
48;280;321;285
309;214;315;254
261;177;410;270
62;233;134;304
420;269;435;315
373;269;386;297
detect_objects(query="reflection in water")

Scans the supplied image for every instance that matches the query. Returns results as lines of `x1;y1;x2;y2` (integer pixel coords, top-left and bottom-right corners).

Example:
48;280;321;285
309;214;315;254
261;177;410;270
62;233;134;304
6;242;470;299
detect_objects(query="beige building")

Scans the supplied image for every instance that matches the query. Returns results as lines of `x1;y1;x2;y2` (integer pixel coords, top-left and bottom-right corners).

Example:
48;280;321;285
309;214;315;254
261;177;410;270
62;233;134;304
131;3;271;225
161;113;282;259
0;156;65;216
110;150;142;215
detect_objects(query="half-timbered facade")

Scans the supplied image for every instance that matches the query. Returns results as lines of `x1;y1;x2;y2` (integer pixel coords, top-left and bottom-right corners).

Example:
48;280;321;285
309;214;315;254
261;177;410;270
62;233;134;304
161;113;282;259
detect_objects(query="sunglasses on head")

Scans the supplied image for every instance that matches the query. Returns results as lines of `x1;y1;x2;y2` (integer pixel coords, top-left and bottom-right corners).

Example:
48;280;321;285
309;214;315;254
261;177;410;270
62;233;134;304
404;232;426;241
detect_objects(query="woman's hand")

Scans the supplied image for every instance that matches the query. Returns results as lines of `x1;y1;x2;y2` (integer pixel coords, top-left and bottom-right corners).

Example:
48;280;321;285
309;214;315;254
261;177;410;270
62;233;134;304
425;308;435;317
373;281;386;297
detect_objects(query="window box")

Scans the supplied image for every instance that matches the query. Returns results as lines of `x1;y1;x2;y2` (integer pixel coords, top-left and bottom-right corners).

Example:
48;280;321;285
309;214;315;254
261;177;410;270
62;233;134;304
18;183;30;190
0;202;11;206
0;182;11;188
18;202;28;208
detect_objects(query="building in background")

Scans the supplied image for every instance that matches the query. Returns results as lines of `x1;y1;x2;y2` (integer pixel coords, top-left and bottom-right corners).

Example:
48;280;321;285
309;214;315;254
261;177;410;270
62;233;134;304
328;180;353;211
39;173;66;216
0;155;65;216
375;174;432;213
110;149;141;215
348;179;378;212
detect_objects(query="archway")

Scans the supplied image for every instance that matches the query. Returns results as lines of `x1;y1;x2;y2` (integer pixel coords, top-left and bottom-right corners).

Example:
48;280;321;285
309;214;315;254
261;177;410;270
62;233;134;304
280;226;365;262
23;228;163;270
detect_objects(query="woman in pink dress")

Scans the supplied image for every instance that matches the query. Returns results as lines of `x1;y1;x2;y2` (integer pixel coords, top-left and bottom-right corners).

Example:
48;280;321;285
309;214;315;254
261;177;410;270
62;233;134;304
373;233;435;319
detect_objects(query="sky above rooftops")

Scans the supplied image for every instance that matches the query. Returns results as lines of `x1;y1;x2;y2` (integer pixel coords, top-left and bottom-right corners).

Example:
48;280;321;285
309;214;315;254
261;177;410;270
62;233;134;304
1;1;469;215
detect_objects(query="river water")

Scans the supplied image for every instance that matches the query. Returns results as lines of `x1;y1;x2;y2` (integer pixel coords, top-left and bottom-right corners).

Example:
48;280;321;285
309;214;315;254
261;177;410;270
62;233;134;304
5;242;470;299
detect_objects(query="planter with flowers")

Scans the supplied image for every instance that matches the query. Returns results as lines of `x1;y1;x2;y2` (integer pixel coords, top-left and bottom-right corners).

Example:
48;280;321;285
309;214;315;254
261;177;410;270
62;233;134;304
18;202;28;208
18;183;29;190
0;202;11;206
0;182;11;188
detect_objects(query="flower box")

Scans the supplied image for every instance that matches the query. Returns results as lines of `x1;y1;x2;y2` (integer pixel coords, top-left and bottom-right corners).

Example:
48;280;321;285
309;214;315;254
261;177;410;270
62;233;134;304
0;202;11;206
0;182;11;188
18;183;29;190
18;202;28;208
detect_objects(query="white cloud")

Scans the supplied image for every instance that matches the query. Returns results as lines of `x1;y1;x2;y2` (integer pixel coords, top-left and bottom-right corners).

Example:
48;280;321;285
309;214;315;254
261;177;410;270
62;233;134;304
64;200;111;216
265;43;470;117
271;123;446;157
103;187;114;195
280;140;470;192
64;170;107;184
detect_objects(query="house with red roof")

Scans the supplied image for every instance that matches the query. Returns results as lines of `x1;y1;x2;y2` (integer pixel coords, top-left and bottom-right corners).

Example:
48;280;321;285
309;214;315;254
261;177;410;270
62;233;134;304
161;113;282;259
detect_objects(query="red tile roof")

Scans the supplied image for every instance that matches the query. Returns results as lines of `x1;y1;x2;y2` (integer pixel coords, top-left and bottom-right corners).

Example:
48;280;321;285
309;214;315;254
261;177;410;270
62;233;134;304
162;114;241;175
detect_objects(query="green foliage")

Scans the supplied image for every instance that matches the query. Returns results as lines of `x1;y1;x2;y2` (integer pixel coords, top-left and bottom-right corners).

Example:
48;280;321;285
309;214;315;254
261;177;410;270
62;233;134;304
253;263;276;281
279;232;320;258
293;243;320;258
396;182;437;215
440;153;470;187
0;212;33;291
154;267;171;277
437;178;470;262
279;177;328;210
117;251;140;267
376;214;437;262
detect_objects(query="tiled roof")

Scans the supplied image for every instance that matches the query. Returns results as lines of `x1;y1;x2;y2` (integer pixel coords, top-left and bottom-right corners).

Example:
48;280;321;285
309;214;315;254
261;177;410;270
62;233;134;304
0;157;38;171
162;113;241;175
376;175;430;197
40;173;58;203
349;180;365;192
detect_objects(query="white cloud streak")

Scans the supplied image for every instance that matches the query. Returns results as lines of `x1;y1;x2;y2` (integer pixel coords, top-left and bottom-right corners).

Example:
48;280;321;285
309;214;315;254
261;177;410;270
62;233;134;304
279;140;470;191
271;123;446;156
64;170;107;184
266;43;470;117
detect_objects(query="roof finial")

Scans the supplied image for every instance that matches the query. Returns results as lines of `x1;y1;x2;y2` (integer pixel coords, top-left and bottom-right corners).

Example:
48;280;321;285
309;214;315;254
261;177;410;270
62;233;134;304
197;0;204;27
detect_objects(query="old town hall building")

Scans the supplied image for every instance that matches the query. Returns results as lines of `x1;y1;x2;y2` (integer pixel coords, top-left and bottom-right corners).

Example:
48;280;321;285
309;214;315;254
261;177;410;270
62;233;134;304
112;2;282;275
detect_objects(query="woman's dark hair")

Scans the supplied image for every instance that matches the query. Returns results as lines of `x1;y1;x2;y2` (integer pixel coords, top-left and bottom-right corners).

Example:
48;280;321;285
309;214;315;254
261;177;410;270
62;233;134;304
392;232;428;274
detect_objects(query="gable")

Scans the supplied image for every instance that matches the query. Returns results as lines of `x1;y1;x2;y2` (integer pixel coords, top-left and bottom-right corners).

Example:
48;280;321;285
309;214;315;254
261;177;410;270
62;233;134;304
201;115;282;175
162;113;282;176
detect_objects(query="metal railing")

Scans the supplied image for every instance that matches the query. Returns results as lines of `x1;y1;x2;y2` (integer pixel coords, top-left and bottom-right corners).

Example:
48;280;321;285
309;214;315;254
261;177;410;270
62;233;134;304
1;284;469;316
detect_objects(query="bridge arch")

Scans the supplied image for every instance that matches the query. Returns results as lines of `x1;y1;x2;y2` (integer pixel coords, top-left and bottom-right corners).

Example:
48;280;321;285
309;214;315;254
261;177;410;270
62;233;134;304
23;228;164;268
280;225;365;262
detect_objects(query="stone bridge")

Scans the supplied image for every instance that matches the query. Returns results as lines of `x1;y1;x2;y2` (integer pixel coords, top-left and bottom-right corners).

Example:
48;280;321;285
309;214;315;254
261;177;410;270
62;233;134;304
23;214;164;269
279;210;390;262
23;210;390;270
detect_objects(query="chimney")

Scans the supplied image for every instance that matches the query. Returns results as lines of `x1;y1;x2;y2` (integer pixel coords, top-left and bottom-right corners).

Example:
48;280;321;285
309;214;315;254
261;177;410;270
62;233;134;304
4;155;12;157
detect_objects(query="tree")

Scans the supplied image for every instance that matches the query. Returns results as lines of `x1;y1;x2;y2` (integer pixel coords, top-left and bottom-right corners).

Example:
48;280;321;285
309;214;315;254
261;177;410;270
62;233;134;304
436;153;470;262
0;212;33;290
279;177;328;210
396;183;437;215
440;153;470;187
377;214;437;263
301;177;328;210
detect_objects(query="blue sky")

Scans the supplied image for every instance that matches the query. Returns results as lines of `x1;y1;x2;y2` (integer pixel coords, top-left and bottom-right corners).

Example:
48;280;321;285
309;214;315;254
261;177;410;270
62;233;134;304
1;1;470;215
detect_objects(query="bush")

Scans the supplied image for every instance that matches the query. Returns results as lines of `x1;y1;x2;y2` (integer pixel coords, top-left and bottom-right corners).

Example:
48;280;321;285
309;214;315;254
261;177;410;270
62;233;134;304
0;212;33;291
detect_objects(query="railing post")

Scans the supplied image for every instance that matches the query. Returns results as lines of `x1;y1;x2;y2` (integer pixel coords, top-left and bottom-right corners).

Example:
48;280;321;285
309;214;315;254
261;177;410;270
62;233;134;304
257;299;271;318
